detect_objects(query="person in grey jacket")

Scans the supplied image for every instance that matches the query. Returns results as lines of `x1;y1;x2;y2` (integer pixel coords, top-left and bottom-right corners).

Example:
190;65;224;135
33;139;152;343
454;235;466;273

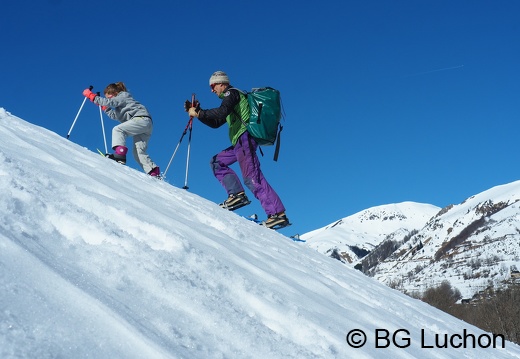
83;82;160;177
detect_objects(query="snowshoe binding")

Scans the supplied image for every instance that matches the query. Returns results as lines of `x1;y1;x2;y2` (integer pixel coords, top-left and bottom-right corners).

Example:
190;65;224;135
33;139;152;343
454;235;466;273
105;153;126;165
219;192;251;211
261;212;291;230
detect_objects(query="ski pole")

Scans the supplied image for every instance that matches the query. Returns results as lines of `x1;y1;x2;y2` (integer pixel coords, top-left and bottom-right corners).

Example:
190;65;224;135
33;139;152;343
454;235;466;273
67;85;93;139
183;93;196;190
183;119;193;189
163;118;191;179
97;92;108;153
163;94;196;181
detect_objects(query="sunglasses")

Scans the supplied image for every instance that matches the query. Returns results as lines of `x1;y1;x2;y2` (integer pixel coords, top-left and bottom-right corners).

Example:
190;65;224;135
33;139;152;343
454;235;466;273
210;83;218;90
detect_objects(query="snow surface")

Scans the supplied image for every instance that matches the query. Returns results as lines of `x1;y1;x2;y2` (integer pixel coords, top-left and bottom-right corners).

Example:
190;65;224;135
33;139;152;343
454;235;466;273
1;107;520;358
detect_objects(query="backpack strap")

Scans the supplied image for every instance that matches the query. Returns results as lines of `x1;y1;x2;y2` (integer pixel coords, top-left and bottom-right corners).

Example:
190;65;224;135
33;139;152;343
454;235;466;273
273;123;282;162
231;87;247;95
273;94;285;161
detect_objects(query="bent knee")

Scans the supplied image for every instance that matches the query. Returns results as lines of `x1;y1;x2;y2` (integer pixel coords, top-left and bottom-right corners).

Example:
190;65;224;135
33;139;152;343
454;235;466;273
244;177;256;192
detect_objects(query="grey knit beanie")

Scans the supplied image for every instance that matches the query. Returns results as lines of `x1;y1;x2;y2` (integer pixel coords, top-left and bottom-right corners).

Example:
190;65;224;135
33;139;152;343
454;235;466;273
209;71;230;86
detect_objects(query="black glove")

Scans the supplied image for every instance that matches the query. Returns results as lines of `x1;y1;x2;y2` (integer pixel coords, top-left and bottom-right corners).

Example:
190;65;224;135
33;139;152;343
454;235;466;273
184;99;200;112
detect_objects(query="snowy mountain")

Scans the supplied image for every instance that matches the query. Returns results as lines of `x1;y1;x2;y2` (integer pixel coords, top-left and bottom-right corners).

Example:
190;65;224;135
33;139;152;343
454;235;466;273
369;181;520;299
301;202;440;265
301;176;520;301
2;107;520;358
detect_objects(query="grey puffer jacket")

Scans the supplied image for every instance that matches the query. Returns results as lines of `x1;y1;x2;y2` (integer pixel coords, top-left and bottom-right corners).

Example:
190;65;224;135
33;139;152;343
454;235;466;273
94;91;151;123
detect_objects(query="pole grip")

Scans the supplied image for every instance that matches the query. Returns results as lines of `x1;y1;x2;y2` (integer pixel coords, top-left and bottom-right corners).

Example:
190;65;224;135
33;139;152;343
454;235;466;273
189;93;197;122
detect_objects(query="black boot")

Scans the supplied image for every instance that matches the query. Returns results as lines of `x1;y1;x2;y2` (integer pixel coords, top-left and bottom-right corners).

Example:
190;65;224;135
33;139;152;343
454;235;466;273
262;212;290;229
219;192;251;211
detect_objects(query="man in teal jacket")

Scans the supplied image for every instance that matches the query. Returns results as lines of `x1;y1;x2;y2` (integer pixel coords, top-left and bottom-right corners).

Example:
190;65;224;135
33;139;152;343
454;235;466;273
186;71;289;229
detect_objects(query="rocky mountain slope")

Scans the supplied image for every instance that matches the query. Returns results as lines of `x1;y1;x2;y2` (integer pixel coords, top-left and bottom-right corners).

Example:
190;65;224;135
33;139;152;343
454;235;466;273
303;182;520;299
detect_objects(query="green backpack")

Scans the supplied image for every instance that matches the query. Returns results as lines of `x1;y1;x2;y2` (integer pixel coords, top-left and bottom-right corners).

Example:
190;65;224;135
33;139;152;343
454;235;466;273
234;87;284;161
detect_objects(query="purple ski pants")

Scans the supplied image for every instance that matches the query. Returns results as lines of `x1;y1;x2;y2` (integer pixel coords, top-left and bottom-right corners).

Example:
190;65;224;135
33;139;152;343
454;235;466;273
211;132;285;216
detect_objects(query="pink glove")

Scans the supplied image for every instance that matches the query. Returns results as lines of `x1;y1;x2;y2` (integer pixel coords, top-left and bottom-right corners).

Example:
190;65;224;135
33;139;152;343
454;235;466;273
82;88;97;102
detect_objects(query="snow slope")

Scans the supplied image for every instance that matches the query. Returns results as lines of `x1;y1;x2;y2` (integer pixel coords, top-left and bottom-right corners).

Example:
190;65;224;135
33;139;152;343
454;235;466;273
1;108;520;358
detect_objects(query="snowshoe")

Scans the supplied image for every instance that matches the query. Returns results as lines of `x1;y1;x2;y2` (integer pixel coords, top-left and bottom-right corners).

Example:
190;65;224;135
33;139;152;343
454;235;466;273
105;153;126;165
289;234;306;242
242;214;260;223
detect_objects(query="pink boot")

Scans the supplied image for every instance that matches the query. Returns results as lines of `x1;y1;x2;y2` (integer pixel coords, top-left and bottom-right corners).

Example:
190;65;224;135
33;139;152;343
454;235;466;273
106;145;128;164
148;166;161;177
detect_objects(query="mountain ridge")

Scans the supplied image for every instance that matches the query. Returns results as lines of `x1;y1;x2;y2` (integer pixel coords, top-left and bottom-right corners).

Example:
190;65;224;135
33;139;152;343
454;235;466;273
302;179;520;300
302;201;440;264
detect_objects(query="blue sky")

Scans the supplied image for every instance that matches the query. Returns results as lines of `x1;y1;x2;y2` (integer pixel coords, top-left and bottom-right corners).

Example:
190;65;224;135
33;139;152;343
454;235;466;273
2;1;520;235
